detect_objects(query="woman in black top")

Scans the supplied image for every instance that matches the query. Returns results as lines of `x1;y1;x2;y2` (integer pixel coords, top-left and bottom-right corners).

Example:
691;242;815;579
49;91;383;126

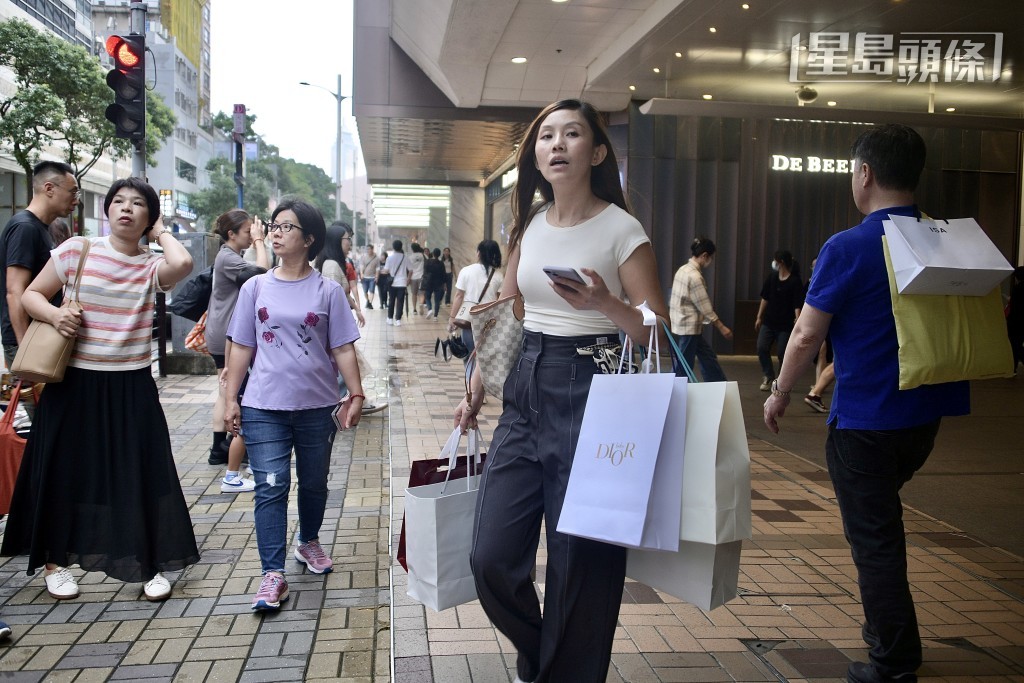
755;249;803;390
421;248;446;319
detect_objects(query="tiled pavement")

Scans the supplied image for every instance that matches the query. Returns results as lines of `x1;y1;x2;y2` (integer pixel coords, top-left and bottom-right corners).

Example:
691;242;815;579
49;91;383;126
1;303;1022;682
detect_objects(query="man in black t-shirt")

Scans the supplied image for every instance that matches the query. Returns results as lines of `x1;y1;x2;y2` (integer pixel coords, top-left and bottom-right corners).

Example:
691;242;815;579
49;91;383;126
0;161;80;369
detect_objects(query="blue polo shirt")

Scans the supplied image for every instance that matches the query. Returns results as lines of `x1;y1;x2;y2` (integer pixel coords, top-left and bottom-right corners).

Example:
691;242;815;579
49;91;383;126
805;205;970;429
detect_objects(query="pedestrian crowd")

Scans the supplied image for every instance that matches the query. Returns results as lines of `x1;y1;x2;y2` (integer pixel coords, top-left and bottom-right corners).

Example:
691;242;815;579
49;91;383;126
0;103;1004;683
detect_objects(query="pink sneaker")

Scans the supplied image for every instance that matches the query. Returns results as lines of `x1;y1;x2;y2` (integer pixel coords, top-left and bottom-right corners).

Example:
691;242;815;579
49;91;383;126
294;540;333;574
251;573;289;611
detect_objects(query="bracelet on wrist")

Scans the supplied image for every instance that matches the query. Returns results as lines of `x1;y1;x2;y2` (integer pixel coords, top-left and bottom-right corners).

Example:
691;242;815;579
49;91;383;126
348;393;366;401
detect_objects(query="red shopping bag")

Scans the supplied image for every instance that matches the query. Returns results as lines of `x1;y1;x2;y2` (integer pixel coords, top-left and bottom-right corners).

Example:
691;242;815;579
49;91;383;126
396;429;486;572
0;381;28;515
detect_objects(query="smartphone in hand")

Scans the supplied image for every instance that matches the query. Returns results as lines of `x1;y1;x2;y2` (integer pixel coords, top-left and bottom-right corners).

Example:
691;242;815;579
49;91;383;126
543;266;587;285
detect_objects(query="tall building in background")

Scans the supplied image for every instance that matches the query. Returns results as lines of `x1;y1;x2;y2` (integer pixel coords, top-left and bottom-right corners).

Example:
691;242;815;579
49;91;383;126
91;0;212;230
11;0;92;48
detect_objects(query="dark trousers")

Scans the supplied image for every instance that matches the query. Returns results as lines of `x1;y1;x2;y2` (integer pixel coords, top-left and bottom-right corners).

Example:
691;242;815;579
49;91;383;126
826;420;941;678
756;323;792;379
425;285;444;316
377;276;391;308
471;331;627;683
387;286;406;320
671;332;727;382
444;272;453;304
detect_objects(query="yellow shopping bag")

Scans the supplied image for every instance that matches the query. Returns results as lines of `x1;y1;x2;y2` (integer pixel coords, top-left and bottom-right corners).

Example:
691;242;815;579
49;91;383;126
882;237;1013;390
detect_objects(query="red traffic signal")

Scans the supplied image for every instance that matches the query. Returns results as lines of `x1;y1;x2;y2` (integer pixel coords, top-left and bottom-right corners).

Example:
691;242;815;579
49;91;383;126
104;34;146;141
106;34;143;69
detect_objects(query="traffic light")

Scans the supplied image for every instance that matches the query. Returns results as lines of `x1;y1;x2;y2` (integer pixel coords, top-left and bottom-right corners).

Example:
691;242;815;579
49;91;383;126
104;34;146;141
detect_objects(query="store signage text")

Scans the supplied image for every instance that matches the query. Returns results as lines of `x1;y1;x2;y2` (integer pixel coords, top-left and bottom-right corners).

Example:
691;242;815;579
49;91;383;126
770;155;855;173
789;32;1003;84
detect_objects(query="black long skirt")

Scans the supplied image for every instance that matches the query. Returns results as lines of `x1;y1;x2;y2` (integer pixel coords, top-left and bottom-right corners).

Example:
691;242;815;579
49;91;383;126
0;366;200;582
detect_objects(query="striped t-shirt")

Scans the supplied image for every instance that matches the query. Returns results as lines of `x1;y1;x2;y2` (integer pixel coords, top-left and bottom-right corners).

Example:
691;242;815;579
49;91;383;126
52;237;169;371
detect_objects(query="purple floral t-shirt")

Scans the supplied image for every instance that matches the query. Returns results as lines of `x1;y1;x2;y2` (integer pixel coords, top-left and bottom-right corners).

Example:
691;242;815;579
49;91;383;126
226;269;359;410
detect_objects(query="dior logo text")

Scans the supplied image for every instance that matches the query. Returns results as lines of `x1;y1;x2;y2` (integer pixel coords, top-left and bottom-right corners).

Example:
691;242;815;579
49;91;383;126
596;442;635;466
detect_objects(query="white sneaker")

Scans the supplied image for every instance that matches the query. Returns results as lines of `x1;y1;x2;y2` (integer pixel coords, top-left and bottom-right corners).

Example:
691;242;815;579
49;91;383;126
394;320;401;327
144;573;171;601
44;566;79;600
221;476;255;493
386;318;393;325
425;311;434;319
759;376;771;391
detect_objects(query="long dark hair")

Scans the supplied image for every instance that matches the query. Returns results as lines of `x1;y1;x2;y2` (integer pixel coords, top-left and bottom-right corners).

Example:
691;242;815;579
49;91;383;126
315;223;348;272
508;99;627;252
477;240;502;270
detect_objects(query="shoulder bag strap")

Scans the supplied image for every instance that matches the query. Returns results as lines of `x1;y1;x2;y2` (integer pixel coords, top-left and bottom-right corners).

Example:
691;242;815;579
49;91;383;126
477;267;495;302
68;238;92;305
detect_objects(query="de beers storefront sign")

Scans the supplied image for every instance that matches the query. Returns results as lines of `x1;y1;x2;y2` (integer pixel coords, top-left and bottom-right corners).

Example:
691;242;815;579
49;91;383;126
770;155;855;173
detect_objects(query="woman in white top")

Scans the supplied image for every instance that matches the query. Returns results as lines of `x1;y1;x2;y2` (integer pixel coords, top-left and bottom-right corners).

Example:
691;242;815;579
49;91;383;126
447;239;503;357
455;100;668;683
383;240;412;325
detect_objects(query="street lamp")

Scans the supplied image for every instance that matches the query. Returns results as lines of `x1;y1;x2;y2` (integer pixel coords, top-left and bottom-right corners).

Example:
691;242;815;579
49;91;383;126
299;74;346;223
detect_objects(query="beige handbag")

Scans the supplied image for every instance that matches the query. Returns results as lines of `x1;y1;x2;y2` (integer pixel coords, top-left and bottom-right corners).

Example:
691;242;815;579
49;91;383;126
469;293;524;398
11;238;91;384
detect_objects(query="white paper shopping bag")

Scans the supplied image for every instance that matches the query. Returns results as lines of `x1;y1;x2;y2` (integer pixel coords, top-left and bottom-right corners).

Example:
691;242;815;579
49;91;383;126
556;372;681;550
883;215;1013;296
405;430;483;611
679;381;752;545
627;540;742;611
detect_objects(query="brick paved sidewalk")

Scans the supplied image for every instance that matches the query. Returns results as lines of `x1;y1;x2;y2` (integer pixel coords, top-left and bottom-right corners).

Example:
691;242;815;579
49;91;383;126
0;304;1021;682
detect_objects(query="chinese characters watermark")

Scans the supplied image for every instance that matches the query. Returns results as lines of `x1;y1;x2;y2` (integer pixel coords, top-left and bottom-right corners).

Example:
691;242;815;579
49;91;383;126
789;32;1003;84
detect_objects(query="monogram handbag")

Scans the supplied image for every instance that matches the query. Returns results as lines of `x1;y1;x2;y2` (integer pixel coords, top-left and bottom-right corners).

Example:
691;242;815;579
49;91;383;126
468;293;524;398
11;238;91;384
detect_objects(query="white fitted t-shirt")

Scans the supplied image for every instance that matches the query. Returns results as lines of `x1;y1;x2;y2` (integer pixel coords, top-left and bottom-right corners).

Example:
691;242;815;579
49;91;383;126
518;203;649;336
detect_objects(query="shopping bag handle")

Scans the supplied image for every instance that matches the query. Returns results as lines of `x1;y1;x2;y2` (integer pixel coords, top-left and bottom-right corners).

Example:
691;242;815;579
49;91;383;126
660;320;698;383
438;426;485;493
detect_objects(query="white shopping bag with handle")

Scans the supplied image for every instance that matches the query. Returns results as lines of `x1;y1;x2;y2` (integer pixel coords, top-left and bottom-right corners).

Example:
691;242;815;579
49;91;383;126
883;214;1013;296
405;429;484;611
556;303;687;551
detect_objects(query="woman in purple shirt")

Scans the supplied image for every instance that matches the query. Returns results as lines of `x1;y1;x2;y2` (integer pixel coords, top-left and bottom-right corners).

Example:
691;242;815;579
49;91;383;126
223;199;365;612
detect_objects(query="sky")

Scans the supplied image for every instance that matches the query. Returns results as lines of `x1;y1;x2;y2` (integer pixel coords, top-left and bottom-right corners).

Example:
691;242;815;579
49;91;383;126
208;0;359;179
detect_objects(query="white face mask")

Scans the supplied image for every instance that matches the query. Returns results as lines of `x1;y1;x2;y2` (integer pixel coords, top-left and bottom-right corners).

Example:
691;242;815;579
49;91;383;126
771;260;779;272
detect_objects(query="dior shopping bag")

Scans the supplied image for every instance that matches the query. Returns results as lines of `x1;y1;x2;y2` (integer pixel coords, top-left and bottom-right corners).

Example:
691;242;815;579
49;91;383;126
627;539;742;611
883;214;1013;296
882;237;1013;389
556;304;686;551
404;429;485;611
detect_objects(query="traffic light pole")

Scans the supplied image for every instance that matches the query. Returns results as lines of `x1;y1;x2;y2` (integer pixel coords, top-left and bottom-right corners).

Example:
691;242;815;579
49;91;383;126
130;0;146;178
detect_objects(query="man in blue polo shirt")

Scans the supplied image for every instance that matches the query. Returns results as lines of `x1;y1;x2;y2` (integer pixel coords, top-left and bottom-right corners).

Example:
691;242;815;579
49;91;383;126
763;124;969;683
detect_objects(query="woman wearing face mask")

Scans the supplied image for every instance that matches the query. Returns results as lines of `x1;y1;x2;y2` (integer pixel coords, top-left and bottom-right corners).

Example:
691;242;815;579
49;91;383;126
755;249;803;391
1;178;199;602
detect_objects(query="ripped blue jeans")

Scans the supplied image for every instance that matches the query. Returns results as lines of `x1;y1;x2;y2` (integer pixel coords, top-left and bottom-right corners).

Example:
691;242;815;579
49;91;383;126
241;405;336;574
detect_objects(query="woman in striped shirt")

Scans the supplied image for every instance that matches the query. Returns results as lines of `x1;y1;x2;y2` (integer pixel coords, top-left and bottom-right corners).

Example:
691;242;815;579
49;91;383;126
1;178;200;603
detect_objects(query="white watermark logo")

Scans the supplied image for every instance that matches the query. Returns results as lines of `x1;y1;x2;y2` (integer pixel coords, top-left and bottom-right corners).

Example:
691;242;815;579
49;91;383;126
789;32;1003;84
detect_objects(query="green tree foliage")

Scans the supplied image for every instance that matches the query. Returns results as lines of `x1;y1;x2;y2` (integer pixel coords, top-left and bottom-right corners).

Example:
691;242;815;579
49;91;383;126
191;110;350;227
0;18;176;186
